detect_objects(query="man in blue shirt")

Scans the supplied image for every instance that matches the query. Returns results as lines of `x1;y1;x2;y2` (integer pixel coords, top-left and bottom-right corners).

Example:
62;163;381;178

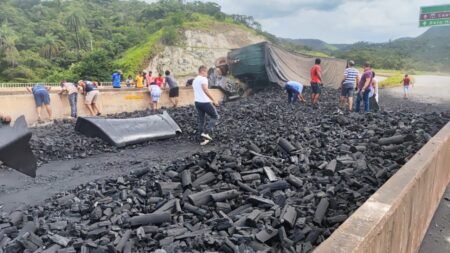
26;84;52;122
285;81;305;104
112;70;122;88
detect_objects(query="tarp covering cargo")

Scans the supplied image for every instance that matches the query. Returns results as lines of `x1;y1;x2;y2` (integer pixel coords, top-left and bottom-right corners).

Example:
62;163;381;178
228;42;347;88
75;111;182;147
0;116;37;177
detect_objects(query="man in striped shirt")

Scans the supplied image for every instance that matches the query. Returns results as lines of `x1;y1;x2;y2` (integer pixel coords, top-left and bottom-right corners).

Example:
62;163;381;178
339;60;359;112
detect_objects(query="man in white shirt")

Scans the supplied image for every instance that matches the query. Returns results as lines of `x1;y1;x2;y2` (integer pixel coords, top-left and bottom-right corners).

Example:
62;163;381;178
193;65;220;145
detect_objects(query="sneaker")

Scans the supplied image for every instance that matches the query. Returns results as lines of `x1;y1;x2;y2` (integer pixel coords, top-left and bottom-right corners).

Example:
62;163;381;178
201;133;213;141
337;108;344;115
200;139;211;146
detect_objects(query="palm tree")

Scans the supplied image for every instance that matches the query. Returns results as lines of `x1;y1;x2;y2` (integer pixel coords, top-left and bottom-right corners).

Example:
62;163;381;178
65;11;84;51
40;33;65;59
0;22;19;67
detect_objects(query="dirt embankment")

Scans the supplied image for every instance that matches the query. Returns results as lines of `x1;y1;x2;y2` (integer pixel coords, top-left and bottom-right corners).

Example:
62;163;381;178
146;24;265;76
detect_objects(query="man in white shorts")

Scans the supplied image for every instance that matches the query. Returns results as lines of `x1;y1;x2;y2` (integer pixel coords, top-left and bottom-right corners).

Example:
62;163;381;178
149;82;161;112
79;80;101;116
193;65;219;145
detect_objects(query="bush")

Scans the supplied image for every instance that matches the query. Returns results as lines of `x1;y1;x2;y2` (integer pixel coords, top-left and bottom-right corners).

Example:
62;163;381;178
70;49;114;81
161;27;179;46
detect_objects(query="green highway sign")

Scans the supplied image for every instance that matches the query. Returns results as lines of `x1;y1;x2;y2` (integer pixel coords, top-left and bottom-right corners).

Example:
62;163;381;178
420;5;450;27
420;18;450;27
421;5;450;14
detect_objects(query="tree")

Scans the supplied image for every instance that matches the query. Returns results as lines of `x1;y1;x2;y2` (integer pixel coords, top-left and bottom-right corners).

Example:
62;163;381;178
71;49;113;81
40;33;65;59
0;22;20;67
65;11;85;51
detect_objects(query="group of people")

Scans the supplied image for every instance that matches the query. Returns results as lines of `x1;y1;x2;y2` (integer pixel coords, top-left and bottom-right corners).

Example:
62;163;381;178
25;80;101;122
113;70;180;112
4;62;415;147
23;69;181;123
284;58;412;114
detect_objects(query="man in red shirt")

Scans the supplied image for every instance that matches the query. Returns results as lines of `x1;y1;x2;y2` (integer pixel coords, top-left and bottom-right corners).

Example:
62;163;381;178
310;58;323;106
401;74;413;99
155;73;165;87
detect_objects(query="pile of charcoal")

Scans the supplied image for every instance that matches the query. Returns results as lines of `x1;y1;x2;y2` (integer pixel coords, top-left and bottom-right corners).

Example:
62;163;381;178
30;121;118;165
2;87;448;252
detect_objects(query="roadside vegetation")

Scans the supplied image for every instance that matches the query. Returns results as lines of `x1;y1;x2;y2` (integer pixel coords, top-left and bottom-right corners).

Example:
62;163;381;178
0;0;286;83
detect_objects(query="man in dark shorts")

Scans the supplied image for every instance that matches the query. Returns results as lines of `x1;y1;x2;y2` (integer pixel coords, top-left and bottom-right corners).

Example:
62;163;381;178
26;84;52;122
310;58;323;106
164;70;179;107
339;60;359;112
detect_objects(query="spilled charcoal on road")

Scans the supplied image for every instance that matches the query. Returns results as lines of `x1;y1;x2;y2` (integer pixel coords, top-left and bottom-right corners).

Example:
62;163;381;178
2;87;449;253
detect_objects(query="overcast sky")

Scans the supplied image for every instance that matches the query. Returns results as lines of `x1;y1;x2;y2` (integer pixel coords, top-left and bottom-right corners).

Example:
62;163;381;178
146;0;449;43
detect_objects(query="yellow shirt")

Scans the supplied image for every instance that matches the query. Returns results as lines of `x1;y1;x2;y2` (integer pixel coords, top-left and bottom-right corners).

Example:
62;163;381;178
135;75;144;88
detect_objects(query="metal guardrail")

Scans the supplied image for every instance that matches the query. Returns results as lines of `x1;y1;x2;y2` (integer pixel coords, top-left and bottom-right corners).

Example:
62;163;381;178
0;82;113;88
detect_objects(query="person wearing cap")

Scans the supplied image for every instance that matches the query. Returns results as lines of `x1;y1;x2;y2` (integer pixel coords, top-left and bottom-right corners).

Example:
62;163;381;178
112;70;122;88
285;81;305;104
339;60;359;112
79;80;101;116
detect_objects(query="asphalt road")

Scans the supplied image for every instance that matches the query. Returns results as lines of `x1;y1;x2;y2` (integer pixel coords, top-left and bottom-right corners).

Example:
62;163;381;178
382;75;450;105
405;75;450;253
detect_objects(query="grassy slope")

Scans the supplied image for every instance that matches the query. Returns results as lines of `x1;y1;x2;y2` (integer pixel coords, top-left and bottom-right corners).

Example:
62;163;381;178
114;30;163;77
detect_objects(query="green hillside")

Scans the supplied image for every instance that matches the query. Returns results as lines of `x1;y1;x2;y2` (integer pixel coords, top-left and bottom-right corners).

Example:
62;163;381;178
284;38;338;52
0;0;267;83
333;26;450;72
288;26;450;72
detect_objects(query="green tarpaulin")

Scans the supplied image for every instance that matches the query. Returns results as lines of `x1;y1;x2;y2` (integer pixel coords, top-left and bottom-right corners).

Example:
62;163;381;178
228;42;347;88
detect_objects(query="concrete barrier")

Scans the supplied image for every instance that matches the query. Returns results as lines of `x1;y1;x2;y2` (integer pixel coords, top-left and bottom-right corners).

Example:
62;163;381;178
314;121;450;253
0;87;224;124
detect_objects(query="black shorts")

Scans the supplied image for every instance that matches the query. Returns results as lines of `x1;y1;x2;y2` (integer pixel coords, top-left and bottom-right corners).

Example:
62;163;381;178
169;87;179;98
311;82;322;94
341;87;354;97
